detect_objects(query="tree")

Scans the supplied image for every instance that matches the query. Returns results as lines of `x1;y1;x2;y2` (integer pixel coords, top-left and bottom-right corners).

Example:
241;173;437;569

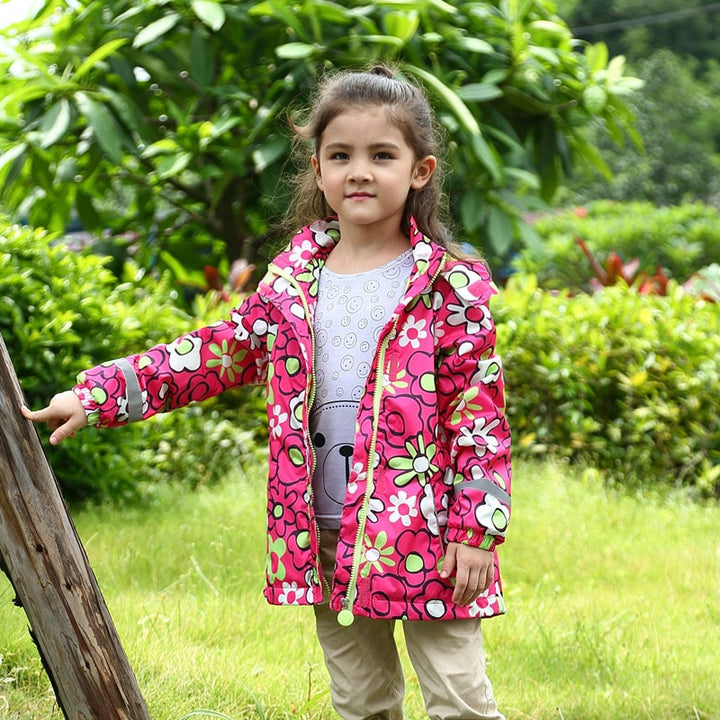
0;333;151;720
563;49;720;205
0;0;641;276
566;0;720;66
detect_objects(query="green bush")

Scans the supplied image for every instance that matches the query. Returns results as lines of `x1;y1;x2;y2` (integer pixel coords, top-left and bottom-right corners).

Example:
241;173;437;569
1;220;260;503
494;274;720;495
515;201;720;291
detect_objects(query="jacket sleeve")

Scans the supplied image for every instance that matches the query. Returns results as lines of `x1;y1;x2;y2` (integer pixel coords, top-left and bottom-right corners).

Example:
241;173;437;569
73;291;273;428
435;259;512;551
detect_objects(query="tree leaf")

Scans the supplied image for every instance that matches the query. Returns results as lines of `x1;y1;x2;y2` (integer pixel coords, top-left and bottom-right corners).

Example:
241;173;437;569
252;138;288;173
74;91;124;164
132;13;181;49
155;151;193;178
40;99;73;149
382;11;419;42
191;30;215;87
0;143;27;188
486;204;514;257
76;189;102;230
403;64;480;135
191;0;226;32
276;42;316;59
456;83;504;102
142;138;182;158
74;38;129;81
101;87;146;137
453;36;494;54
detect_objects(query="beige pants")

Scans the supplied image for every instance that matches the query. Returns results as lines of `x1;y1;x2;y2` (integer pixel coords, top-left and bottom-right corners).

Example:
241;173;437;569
314;530;505;720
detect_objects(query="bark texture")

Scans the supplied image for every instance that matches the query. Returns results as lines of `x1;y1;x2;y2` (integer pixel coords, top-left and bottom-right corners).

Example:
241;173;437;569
0;333;151;720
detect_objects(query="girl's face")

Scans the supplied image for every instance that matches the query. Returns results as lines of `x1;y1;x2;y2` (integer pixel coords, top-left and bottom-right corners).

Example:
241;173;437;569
312;106;436;240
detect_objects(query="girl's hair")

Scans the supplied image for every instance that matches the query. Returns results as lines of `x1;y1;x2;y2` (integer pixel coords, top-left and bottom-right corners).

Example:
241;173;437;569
284;65;454;248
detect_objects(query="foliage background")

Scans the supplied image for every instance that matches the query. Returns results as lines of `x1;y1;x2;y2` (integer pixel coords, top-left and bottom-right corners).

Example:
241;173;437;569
1;1;719;499
554;0;720;205
0;0;642;279
0;218;261;502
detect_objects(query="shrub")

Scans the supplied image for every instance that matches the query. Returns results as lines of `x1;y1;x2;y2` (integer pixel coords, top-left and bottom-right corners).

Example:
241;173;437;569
515;201;720;291
1;220;260;503
494;274;720;495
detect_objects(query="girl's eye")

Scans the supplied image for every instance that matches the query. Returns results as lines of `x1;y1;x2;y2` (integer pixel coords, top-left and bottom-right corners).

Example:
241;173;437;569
375;152;393;160
330;152;349;160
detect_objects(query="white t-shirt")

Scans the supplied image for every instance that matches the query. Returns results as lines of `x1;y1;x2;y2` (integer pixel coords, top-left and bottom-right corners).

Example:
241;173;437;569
310;250;414;528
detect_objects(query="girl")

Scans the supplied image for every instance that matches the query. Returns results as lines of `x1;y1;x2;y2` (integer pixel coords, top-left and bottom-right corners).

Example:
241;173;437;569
23;66;512;720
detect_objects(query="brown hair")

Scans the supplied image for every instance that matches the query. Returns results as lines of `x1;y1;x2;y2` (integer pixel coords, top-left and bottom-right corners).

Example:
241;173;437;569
284;65;454;248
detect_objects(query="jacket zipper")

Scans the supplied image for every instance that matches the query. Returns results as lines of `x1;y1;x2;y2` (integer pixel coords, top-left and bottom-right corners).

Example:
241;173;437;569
266;264;328;597
336;319;396;626
337;253;448;626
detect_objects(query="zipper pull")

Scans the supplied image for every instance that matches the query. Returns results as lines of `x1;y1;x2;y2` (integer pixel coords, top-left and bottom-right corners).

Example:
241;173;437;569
337;598;354;626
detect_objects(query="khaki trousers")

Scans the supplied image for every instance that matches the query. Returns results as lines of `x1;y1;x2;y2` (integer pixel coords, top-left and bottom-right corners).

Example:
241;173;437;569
314;530;505;720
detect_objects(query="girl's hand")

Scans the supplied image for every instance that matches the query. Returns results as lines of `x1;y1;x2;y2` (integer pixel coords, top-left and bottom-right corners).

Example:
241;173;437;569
21;391;88;446
440;542;494;606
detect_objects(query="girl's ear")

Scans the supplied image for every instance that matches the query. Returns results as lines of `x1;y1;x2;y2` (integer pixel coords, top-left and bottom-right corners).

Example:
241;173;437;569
311;155;324;191
411;155;437;190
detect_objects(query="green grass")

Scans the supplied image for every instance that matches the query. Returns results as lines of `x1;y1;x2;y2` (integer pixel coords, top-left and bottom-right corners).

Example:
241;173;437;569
1;460;719;719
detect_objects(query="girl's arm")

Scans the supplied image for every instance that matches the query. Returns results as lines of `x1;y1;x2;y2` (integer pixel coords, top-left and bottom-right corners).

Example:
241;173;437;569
23;291;273;439
436;261;512;553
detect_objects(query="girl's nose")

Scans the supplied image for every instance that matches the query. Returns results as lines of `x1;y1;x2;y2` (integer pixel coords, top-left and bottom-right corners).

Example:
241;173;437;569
348;163;371;182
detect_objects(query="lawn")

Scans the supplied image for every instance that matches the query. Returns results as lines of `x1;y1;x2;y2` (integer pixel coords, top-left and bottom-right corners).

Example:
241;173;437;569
1;459;719;719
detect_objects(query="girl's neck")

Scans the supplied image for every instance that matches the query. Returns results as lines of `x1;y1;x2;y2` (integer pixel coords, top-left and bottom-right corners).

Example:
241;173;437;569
325;223;410;274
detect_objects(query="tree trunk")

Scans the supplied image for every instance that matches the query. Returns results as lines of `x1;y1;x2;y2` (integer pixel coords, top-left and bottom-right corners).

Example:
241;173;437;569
0;333;151;720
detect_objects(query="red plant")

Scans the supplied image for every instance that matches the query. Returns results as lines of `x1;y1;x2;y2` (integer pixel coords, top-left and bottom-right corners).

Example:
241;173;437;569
576;237;670;295
204;259;256;302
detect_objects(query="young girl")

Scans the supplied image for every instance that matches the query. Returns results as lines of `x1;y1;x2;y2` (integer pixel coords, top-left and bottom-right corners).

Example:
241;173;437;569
23;66;512;720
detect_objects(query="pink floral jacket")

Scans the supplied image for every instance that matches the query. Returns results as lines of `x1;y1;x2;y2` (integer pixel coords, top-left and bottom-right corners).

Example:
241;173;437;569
75;217;512;622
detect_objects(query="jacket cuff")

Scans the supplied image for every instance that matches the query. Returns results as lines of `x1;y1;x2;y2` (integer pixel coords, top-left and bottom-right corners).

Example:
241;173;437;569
73;383;101;426
445;526;498;552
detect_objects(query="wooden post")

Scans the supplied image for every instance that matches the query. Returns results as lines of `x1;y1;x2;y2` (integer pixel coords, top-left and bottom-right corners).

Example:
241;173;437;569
0;333;152;720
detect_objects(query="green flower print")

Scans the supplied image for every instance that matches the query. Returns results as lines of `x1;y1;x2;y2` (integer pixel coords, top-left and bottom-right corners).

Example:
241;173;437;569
206;339;246;382
382;366;409;395
295;257;322;297
388;433;440;487
360;531;395;578
266;537;287;583
449;386;484;426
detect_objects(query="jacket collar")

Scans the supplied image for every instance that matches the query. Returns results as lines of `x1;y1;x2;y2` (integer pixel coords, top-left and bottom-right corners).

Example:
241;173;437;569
265;216;446;297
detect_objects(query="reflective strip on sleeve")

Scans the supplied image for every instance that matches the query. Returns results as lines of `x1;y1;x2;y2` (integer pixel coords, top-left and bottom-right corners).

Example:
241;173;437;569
113;357;144;423
458;475;511;508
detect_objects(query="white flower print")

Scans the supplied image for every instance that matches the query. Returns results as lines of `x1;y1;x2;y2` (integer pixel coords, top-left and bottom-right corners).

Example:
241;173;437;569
414;240;433;262
167;335;202;372
288;391;305;430
366;497;384;523
388;491;418;527
398;316;428;350
288;239;316;267
457;416;502;458
269;404;288;438
347;462;366;495
446;301;491;335
272;275;299;297
469;589;498;618
469;357;503;387
115;395;128;423
255;355;269;382
309;219;340;247
304;568;316;603
472;479;509;535
278;581;303;605
420;484;448;537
